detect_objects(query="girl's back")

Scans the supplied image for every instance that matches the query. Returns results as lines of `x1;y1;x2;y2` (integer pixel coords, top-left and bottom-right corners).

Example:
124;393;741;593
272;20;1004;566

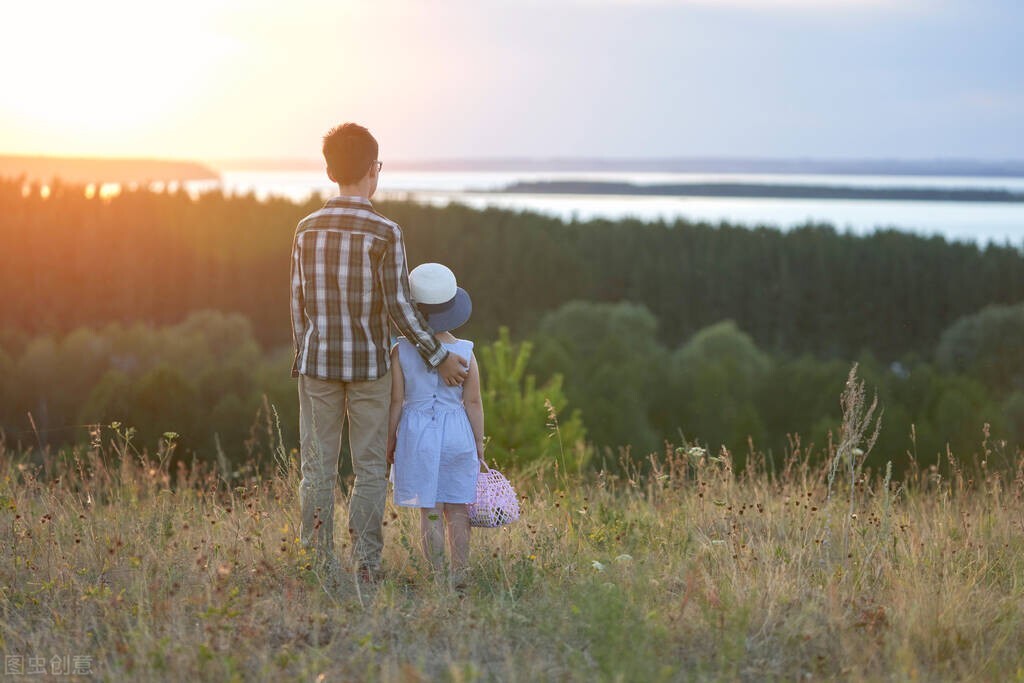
395;336;474;409
392;336;478;508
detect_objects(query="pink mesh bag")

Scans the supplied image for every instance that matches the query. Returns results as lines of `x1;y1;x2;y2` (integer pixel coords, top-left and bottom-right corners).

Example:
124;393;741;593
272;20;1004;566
468;466;520;528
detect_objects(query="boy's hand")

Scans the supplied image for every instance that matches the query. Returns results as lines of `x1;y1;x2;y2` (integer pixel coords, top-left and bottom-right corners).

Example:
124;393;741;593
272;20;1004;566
438;352;470;386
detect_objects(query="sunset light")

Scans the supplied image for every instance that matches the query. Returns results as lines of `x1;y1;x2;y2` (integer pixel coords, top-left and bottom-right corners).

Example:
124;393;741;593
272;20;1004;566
0;1;237;155
1;0;1021;162
2;0;1024;679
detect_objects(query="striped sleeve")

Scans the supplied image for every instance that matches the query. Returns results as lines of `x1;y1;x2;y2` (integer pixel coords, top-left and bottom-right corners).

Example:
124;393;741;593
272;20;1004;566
380;228;448;368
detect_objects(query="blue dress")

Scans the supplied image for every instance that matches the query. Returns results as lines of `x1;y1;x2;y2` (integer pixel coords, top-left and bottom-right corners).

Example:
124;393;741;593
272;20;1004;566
392;337;479;508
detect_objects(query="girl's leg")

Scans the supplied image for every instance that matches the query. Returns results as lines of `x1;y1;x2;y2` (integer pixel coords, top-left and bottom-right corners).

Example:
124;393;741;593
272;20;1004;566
419;506;446;572
443;503;471;574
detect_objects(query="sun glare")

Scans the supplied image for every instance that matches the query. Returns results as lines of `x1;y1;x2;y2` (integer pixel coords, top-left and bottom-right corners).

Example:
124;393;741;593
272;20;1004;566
0;1;237;151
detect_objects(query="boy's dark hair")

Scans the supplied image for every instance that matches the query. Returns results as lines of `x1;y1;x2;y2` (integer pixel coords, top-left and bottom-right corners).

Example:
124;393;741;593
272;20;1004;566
322;123;379;184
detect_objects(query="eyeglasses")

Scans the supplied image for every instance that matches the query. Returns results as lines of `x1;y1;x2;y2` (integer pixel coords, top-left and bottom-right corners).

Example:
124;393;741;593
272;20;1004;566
373;160;383;173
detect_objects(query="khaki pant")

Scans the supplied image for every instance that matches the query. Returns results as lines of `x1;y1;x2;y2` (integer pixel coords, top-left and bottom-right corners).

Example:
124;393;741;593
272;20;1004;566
297;372;391;571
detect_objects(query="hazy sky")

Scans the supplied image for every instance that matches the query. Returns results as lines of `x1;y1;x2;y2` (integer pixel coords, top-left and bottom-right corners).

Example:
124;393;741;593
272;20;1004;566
1;0;1021;163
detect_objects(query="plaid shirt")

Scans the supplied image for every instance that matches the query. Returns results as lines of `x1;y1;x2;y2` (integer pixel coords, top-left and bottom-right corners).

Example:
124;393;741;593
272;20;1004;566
290;195;448;381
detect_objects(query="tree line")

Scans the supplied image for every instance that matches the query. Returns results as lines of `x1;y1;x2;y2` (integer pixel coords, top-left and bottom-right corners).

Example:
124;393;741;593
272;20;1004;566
3;177;1024;362
526;300;1024;474
1;303;1020;477
1;177;1023;473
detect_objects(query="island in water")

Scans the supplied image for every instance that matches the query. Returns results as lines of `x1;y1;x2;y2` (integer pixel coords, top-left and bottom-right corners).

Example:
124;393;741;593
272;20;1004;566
0;155;219;184
499;180;1024;203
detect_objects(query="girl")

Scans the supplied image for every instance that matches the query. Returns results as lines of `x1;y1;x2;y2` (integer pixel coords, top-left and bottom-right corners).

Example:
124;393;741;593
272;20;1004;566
387;263;484;582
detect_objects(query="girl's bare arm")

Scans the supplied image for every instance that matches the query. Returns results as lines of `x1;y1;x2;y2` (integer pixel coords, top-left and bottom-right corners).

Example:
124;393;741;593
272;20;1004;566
462;353;485;463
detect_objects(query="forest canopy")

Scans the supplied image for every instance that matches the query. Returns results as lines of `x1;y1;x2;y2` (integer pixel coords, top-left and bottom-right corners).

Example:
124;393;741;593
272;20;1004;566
1;177;1022;473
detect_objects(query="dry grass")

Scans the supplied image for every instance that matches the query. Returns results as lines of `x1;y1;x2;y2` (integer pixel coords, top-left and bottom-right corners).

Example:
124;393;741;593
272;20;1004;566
2;408;1024;681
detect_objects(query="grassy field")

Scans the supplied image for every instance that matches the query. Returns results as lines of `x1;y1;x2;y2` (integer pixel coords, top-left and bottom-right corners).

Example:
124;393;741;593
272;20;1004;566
3;374;1024;681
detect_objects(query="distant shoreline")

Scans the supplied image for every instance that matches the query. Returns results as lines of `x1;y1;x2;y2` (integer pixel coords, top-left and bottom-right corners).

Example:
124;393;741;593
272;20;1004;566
498;180;1024;203
0;155;219;184
5;154;1024;181
212;156;1024;178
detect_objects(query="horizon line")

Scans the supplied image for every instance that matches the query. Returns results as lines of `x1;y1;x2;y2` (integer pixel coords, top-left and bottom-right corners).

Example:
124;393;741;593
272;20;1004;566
4;153;1024;180
5;152;1024;165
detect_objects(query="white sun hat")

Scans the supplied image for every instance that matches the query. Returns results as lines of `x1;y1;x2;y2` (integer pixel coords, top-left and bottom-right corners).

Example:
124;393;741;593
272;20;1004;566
409;263;457;304
409;263;473;332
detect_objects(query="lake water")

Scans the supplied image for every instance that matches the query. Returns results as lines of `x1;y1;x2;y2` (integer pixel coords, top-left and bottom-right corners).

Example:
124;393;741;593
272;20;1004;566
188;170;1024;247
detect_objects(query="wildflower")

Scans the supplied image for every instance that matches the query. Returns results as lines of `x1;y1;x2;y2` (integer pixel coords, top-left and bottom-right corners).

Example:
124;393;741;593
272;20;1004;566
591;560;607;572
614;554;633;564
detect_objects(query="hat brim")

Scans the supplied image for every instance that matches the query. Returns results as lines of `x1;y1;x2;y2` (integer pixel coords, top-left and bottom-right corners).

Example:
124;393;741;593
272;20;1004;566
418;287;472;333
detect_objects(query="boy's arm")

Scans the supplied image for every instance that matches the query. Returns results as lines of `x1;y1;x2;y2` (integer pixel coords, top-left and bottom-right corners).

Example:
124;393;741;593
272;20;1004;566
380;231;447;366
462;353;485;463
380;231;469;385
387;346;405;466
386;348;405;465
289;235;305;377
